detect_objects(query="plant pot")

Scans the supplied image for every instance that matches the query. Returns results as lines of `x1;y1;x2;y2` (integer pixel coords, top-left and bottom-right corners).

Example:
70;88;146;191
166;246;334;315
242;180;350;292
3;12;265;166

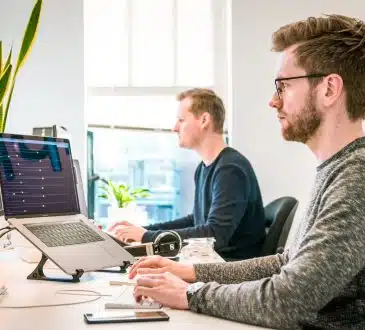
107;203;148;226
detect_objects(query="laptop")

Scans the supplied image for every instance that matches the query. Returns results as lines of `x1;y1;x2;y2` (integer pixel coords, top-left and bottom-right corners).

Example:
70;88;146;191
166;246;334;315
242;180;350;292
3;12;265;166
0;133;134;275
72;159;88;217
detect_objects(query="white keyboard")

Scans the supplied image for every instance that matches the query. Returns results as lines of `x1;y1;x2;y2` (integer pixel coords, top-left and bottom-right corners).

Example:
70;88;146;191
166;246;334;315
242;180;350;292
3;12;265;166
106;285;162;309
105;301;162;309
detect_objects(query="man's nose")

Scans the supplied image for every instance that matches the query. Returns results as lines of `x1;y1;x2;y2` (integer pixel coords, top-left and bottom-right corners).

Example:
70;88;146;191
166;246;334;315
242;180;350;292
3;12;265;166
269;93;283;110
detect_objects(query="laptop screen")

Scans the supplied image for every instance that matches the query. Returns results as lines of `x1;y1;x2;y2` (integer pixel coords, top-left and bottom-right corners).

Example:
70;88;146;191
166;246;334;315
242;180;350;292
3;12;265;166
0;134;80;218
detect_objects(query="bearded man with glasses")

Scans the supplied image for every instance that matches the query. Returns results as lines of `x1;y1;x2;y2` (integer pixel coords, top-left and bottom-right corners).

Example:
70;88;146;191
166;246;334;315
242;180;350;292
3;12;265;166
127;14;365;329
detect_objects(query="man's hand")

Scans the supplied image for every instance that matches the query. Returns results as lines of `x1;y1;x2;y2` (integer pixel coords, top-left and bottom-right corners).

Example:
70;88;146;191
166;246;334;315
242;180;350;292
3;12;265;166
134;272;190;310
129;255;197;283
108;221;147;242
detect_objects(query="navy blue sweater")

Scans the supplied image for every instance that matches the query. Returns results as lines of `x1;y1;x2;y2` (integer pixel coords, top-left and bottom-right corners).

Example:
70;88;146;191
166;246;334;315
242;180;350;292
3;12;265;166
142;147;266;260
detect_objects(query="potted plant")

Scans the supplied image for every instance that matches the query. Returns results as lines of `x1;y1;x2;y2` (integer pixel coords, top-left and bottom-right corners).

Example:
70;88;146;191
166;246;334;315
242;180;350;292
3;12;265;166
0;0;43;133
99;180;150;225
0;0;42;237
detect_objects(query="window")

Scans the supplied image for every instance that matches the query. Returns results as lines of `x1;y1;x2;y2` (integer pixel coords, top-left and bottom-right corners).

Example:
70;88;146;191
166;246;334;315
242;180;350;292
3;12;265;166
84;0;224;88
88;127;200;226
87;95;177;129
84;0;230;225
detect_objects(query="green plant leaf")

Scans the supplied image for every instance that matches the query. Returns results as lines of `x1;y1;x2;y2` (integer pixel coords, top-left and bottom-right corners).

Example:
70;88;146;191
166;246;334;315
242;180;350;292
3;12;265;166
0;64;12;107
99;183;113;199
98;193;109;199
99;185;110;193
0;41;2;74
15;0;42;72
2;0;42;132
0;63;12;128
118;184;128;193
109;181;123;206
2;83;14;132
4;47;12;72
132;188;150;194
138;192;150;198
131;188;150;199
99;180;149;208
0;48;13;131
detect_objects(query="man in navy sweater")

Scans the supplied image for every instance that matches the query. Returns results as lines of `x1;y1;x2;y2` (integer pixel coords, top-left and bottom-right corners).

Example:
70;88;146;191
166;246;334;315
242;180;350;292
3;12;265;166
110;88;266;260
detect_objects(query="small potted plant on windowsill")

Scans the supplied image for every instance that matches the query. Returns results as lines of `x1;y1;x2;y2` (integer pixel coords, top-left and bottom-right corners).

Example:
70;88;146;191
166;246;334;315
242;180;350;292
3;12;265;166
99;180;150;226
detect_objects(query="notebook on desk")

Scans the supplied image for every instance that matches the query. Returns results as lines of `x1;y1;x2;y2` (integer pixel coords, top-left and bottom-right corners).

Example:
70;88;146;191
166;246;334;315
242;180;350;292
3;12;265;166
0;133;133;276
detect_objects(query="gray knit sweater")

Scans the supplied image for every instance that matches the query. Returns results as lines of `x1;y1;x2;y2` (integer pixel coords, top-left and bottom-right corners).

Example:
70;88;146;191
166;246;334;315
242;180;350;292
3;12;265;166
189;137;365;329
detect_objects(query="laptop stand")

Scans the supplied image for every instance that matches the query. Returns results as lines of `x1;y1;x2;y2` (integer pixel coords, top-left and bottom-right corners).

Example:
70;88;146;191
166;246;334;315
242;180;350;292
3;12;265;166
27;253;84;283
96;261;131;274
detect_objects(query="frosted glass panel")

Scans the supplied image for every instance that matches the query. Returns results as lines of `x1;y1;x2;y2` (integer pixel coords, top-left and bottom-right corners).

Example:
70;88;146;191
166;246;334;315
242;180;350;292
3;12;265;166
84;0;129;86
87;95;178;129
177;0;214;86
131;0;174;86
84;0;215;87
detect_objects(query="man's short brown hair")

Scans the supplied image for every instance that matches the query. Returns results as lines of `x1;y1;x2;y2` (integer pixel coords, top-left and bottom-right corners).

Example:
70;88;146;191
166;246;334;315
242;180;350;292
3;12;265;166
272;14;365;120
177;88;225;133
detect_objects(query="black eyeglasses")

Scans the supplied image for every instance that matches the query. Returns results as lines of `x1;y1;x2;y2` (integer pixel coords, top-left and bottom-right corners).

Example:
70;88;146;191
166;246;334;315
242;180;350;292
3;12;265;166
274;73;328;99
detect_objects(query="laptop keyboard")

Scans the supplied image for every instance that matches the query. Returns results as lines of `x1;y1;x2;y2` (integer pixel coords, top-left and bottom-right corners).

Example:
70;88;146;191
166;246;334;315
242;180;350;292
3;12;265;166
25;221;105;247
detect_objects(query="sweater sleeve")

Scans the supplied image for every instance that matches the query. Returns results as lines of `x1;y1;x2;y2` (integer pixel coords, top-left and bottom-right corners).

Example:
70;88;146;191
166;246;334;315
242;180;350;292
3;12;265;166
188;161;365;329
142;215;194;242
194;251;288;284
151;165;250;246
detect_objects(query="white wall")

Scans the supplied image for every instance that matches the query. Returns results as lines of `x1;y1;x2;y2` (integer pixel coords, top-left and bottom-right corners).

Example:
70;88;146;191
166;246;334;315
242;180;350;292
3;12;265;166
231;0;365;244
2;1;363;229
0;0;85;177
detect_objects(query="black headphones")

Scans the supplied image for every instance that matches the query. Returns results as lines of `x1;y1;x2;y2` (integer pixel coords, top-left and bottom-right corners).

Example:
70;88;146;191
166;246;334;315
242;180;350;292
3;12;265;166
123;230;182;258
152;230;182;257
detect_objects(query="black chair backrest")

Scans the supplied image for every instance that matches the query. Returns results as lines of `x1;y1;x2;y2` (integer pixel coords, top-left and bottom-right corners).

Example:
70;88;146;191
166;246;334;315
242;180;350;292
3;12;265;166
275;203;298;253
261;196;298;256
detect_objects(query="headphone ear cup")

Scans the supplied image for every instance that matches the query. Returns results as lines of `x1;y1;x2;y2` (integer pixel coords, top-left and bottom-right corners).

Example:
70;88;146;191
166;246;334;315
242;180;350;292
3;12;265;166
153;230;182;257
169;230;182;252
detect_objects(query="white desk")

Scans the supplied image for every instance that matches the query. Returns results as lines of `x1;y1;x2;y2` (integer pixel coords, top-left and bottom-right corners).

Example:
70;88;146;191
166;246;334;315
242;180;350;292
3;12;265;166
0;240;270;330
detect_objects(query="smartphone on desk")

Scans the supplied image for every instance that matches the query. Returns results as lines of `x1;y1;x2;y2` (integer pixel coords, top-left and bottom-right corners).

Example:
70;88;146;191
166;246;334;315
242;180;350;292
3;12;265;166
84;311;169;324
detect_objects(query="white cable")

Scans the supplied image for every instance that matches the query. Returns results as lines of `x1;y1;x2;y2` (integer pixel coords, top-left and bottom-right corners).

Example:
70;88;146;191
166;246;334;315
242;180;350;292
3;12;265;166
0;289;105;309
114;285;129;302
56;289;112;297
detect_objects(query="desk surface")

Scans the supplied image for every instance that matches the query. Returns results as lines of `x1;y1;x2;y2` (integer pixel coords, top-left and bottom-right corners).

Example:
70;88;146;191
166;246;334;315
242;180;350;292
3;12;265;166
0;240;269;330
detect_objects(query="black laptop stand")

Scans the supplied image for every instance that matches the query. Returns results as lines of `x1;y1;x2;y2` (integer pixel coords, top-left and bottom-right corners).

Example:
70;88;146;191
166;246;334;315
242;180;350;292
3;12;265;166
27;253;84;283
27;253;132;282
95;262;130;274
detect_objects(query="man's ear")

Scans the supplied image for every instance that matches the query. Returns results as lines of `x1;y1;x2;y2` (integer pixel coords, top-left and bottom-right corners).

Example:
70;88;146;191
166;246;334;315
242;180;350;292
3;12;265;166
322;74;344;108
201;113;211;129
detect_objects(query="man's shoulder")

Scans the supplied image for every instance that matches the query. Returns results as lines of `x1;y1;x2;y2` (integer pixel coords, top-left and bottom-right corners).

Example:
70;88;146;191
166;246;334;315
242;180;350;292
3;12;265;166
320;138;365;175
322;146;365;180
318;146;365;201
193;161;204;178
215;147;252;171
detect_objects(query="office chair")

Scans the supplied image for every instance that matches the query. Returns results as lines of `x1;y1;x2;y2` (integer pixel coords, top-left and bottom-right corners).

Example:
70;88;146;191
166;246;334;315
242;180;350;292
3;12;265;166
261;196;298;256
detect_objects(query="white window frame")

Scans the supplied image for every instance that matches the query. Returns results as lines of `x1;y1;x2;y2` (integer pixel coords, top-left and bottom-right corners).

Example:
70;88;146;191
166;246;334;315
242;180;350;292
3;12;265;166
86;0;231;131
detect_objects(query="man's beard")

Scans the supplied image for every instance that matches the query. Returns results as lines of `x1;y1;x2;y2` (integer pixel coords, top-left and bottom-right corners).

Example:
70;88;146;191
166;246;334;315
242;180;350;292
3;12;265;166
281;90;322;143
